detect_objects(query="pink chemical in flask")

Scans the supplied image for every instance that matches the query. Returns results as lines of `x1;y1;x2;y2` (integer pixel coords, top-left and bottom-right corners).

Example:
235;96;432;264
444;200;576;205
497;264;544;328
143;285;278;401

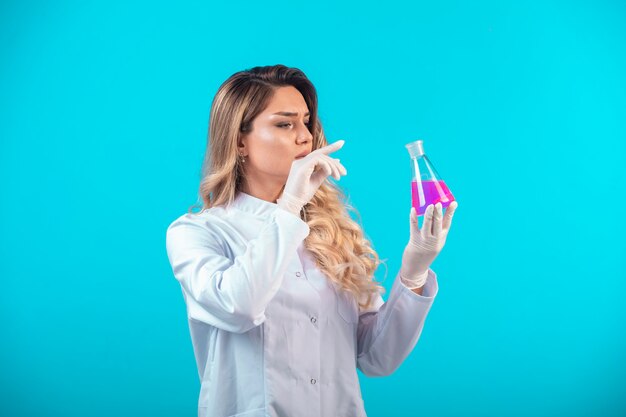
405;139;456;216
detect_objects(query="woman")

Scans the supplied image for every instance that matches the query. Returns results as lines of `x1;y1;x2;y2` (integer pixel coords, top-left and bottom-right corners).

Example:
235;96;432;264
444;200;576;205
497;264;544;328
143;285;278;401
165;64;458;417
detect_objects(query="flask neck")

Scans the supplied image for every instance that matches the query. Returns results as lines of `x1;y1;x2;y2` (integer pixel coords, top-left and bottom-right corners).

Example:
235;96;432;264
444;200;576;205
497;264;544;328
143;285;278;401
405;140;425;158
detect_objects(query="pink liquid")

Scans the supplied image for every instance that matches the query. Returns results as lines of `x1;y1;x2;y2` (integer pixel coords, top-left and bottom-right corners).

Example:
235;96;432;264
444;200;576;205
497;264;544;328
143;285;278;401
411;180;455;216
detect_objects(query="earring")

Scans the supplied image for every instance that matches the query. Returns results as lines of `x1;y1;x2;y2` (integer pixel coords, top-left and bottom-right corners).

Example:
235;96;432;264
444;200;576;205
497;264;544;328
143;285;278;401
239;153;246;163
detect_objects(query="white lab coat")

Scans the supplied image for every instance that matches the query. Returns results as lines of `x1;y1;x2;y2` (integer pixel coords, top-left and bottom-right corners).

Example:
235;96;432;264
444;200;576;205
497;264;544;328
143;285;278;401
165;191;439;417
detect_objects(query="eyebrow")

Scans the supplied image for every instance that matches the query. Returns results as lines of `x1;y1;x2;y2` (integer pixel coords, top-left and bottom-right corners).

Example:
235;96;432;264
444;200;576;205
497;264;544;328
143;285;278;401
271;111;310;117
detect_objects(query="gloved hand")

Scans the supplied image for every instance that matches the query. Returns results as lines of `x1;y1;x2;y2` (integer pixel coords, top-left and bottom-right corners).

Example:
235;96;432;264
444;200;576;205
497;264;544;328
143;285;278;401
399;201;459;288
277;140;347;216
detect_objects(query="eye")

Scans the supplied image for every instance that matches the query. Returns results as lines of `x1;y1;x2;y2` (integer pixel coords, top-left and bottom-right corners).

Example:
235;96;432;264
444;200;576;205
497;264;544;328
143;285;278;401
277;121;313;128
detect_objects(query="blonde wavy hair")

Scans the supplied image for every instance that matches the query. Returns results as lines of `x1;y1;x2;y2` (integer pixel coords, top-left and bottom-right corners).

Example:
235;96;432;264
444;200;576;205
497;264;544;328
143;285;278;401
189;64;386;310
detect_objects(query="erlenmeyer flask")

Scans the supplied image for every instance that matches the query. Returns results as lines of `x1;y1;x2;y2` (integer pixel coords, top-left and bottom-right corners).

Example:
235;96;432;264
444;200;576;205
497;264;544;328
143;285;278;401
405;139;455;216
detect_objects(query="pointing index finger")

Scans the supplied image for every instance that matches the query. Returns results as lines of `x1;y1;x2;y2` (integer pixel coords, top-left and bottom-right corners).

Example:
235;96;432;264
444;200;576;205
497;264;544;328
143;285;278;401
316;140;345;155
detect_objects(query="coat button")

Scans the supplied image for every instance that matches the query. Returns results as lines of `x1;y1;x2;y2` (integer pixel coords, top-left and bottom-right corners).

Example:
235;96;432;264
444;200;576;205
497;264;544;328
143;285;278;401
310;316;317;323
310;378;317;384
295;272;301;277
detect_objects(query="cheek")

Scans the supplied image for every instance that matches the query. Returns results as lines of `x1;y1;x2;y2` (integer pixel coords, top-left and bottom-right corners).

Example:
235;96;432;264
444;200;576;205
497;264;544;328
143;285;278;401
251;150;291;174
248;133;293;175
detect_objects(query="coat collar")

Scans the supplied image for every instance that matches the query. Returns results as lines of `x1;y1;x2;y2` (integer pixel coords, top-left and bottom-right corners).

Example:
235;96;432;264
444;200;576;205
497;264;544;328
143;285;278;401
228;190;280;218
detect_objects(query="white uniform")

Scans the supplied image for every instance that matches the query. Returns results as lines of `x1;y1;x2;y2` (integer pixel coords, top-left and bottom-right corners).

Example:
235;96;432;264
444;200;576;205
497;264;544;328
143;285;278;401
165;191;439;417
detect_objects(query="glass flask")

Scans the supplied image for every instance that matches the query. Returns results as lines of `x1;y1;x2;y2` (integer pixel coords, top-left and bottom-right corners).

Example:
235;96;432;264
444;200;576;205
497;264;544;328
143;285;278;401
405;139;455;216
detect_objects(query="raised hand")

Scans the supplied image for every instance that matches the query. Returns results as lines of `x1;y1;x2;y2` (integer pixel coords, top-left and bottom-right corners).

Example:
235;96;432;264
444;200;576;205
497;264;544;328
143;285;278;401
277;140;347;216
399;201;459;287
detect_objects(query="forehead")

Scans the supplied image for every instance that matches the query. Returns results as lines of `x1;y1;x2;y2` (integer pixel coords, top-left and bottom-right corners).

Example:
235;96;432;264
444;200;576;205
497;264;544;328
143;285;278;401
263;86;309;114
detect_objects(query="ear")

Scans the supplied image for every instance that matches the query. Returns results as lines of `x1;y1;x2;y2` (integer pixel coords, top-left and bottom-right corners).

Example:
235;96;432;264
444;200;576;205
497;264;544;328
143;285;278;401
237;135;248;156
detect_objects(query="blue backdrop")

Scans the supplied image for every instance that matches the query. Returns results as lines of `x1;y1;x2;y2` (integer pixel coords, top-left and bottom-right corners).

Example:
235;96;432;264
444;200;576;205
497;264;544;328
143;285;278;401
1;1;625;416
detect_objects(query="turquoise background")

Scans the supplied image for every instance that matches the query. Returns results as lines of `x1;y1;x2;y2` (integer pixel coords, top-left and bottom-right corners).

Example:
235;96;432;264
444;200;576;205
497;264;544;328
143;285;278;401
2;0;625;416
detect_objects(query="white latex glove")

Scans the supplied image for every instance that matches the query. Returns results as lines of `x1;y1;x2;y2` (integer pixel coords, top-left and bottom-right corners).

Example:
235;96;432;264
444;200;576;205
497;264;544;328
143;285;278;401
277;140;347;216
399;201;459;289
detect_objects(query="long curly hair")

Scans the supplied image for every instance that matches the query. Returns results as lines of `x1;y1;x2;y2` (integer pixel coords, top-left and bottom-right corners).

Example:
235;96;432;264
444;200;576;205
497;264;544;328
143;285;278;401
189;64;386;310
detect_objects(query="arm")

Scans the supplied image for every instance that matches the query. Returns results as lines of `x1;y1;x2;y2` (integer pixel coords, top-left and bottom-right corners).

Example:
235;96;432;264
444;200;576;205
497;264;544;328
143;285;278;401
354;202;456;374
411;286;424;296
165;208;310;334
356;268;439;377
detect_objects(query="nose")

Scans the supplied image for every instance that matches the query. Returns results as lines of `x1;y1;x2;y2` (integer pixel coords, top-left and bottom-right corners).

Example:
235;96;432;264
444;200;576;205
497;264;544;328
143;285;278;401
296;122;313;144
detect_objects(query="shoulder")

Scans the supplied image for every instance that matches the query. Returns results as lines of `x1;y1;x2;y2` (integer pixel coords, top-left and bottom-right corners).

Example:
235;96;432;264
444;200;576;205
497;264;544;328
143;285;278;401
165;207;233;248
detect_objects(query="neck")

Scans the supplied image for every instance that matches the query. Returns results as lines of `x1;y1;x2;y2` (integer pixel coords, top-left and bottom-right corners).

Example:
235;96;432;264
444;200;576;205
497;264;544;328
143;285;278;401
240;174;286;203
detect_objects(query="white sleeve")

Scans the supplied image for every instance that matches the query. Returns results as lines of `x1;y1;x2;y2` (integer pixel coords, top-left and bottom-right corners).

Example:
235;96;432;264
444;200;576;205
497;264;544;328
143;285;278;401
356;268;438;376
165;208;310;334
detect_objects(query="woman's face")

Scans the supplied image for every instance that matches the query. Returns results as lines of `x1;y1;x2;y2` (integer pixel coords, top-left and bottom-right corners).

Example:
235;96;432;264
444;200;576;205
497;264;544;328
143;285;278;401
239;86;314;185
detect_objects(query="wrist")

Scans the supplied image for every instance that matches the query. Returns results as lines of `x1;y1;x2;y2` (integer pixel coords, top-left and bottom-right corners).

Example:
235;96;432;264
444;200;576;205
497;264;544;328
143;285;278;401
400;269;429;289
276;203;301;217
277;190;306;215
276;197;303;217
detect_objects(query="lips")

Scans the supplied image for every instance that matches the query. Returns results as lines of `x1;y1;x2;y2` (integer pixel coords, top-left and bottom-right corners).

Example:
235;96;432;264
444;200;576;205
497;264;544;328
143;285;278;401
295;151;309;159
